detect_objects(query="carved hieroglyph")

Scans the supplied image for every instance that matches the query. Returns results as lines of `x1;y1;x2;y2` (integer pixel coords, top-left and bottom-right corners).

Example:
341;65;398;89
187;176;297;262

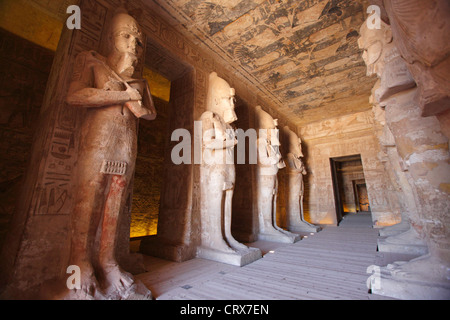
255;106;300;243
65;10;155;299
360;15;450;299
282;126;321;233
197;72;261;266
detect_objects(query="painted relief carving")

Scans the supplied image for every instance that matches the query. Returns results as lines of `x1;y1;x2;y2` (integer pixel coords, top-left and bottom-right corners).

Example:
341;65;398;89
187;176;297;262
65;10;155;299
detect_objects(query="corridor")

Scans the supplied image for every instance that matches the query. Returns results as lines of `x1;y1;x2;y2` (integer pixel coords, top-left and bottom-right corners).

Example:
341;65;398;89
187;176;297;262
136;213;395;300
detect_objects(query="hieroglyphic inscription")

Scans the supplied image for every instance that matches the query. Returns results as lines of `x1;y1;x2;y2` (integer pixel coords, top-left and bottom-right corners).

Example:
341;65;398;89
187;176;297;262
33;0;108;215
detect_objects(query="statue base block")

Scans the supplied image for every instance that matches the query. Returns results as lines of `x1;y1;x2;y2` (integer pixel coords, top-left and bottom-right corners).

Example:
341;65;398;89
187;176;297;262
288;222;322;233
378;221;410;237
370;268;450;300
140;236;195;262
196;246;262;267
377;238;428;255
257;231;301;243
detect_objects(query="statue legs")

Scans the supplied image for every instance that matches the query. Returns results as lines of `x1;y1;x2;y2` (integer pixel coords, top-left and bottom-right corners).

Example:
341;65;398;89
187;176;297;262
198;164;261;266
257;174;300;243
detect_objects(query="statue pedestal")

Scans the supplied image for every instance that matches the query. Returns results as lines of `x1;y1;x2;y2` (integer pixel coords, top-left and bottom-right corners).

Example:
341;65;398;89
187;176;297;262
196;246;262;267
139;236;196;262
369;264;450;300
257;230;300;243
288;221;321;233
377;228;428;255
377;239;428;256
379;220;410;237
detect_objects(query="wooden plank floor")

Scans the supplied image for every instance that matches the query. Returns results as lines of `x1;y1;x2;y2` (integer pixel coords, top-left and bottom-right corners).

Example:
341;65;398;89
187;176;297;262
135;213;394;300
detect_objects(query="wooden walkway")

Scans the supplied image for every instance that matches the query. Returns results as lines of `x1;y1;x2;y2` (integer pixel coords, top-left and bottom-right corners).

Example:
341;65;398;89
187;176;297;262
136;213;391;300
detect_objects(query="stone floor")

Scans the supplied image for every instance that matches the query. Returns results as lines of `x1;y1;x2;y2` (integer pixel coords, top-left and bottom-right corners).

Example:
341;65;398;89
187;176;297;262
135;213;410;300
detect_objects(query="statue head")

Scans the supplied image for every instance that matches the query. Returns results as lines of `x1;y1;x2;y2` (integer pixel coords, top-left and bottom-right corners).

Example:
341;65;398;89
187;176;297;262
107;9;144;76
255;105;278;130
255;106;281;146
206;72;237;124
358;18;392;77
283;126;303;158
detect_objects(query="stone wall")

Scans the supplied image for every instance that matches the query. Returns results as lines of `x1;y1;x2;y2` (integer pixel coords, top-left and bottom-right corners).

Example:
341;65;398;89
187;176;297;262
300;110;402;226
0;28;53;250
131;96;169;238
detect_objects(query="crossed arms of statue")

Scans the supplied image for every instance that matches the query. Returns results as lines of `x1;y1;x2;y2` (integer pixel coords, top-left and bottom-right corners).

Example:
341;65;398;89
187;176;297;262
201;111;237;150
66;51;156;120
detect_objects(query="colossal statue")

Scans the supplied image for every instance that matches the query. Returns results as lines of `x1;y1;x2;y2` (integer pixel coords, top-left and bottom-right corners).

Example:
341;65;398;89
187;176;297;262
359;20;427;256
65;10;155;299
383;0;450;117
197;72;261;266
360;14;450;299
282;126;321;233
255;106;300;244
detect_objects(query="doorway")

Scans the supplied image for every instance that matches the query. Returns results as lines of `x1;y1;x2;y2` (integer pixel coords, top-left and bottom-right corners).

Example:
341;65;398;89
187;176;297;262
132;37;195;262
330;155;370;223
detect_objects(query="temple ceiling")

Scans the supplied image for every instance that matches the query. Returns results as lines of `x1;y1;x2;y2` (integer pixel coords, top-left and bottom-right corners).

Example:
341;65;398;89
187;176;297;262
144;0;377;127
1;0;378;127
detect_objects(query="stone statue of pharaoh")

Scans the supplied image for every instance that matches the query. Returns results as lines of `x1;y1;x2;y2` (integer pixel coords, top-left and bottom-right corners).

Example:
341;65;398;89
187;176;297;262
197;72;261;266
360;16;450;299
255;106;300;243
383;0;450;117
358;18;427;256
282;126;320;233
65;10;155;299
370;81;412;237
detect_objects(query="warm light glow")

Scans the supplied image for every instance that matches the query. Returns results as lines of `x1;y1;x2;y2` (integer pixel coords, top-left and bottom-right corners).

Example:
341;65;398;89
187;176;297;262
142;68;171;102
0;0;63;52
130;215;158;238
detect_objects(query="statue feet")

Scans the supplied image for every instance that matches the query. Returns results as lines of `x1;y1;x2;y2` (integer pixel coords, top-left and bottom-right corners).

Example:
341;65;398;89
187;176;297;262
99;261;143;299
63;261;105;300
258;225;301;243
225;233;249;252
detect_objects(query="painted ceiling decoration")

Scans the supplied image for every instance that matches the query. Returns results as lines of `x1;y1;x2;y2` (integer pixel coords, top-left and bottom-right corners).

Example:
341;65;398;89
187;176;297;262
1;0;376;127
145;0;376;127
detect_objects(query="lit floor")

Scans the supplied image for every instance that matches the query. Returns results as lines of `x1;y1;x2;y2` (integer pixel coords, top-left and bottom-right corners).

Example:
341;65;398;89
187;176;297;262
135;213;413;300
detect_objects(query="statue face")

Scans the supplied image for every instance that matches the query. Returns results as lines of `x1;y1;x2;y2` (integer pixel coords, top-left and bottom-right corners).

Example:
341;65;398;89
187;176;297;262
358;20;391;77
113;30;144;59
218;88;237;124
358;32;383;76
108;13;144;74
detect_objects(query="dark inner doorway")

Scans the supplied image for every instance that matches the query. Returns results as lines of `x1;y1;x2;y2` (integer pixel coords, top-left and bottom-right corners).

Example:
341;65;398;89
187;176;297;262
330;155;370;224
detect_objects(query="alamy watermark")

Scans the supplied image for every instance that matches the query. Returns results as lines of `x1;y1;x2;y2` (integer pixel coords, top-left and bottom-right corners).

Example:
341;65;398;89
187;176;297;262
366;265;381;292
170;121;281;166
66;5;81;30
367;5;381;30
66;265;81;290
